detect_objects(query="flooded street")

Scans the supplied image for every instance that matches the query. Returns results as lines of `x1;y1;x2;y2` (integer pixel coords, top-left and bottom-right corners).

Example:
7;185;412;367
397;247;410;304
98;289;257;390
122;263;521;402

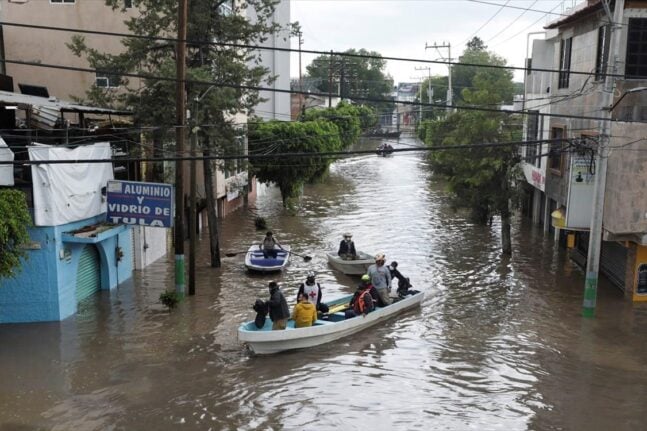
3;135;647;430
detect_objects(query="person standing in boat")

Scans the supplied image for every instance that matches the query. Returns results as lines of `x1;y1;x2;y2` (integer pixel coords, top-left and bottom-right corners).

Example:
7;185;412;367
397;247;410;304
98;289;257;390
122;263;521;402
260;231;282;259
367;253;392;306
296;272;330;314
292;293;317;328
337;232;357;260
266;281;290;330
388;261;412;297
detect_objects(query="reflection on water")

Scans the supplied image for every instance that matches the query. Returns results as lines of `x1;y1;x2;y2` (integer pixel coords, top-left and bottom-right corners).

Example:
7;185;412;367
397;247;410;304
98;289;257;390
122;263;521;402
2;135;647;430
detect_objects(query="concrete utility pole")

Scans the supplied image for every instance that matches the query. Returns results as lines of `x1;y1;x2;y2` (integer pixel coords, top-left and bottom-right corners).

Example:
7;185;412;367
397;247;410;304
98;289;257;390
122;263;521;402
415;65;433;116
297;29;304;111
174;0;188;298
328;50;334;108
425;42;452;108
582;0;624;318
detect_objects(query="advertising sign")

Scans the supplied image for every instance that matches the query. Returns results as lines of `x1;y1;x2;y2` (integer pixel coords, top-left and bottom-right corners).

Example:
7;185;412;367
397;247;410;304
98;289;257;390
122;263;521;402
565;154;595;229
106;180;174;228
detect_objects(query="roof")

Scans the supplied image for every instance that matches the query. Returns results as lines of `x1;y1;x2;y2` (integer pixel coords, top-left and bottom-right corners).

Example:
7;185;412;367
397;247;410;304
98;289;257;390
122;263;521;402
0;90;131;129
544;0;604;29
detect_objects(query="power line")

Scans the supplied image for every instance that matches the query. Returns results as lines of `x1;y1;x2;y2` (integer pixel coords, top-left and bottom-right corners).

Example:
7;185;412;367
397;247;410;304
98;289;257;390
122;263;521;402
0;138;574;166
2;57;635;124
460;0;511;47
0;20;627;80
466;0;568;16
485;0;538;44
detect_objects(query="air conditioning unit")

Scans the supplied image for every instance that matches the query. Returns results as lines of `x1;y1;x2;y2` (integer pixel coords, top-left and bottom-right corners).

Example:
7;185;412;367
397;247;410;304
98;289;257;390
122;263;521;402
95;77;109;88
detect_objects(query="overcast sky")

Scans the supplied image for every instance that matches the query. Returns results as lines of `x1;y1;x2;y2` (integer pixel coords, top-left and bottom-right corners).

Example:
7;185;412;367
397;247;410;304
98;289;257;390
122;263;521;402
290;0;580;86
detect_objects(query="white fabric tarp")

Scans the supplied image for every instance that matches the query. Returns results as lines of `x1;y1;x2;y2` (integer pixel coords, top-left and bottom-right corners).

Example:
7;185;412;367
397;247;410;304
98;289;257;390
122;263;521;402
0;137;14;186
29;142;114;226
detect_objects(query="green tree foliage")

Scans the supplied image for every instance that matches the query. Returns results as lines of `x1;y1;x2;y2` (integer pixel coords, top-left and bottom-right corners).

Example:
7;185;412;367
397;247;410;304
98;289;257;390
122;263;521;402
355;105;379;131
305;49;393;111
248;120;342;207
452;37;514;105
68;0;286;180
0;190;31;279
423;44;521;255
303;102;361;147
418;75;449;122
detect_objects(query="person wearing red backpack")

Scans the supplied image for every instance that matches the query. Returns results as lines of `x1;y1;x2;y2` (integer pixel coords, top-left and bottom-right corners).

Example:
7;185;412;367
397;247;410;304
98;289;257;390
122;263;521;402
349;274;376;317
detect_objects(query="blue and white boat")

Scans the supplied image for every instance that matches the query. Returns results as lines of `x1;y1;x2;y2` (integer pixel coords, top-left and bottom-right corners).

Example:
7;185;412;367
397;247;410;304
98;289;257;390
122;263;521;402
238;290;424;354
244;244;291;273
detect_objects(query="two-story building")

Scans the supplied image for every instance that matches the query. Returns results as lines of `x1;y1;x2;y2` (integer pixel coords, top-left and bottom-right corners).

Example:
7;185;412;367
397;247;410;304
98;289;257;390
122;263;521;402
522;0;647;299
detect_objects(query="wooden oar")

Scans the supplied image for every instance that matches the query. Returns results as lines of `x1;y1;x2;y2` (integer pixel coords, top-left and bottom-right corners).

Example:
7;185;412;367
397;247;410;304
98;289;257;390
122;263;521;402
288;250;312;262
224;250;253;257
327;302;350;314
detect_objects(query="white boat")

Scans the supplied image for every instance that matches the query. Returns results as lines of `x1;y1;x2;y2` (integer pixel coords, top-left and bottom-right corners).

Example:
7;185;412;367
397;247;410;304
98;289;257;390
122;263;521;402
326;251;374;275
238;290;424;354
244;244;291;273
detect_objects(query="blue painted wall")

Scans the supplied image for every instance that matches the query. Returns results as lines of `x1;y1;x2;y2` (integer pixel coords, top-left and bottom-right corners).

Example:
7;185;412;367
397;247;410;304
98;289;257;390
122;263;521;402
0;215;133;323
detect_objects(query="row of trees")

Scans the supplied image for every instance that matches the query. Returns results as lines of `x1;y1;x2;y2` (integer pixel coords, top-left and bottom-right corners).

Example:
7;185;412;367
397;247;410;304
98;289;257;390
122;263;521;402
249;102;377;207
419;38;522;255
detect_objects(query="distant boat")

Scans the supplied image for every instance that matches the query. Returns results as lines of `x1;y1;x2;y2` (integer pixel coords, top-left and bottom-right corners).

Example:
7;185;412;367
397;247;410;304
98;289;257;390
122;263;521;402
326;251;374;275
238;290;424;354
244;244;291;273
363;129;401;138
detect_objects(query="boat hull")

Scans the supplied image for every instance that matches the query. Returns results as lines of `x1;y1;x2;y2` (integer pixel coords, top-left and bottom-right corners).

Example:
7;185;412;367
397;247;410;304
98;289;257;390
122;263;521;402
326;251;373;275
238;291;424;354
244;245;291;272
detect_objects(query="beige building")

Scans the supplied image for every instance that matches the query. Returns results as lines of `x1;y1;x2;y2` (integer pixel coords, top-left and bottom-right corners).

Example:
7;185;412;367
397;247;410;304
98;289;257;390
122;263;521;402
1;0;138;100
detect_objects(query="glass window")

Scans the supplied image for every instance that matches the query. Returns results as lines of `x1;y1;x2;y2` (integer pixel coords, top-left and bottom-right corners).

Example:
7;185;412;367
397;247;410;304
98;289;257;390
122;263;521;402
525;110;539;166
595;25;610;81
549;127;565;172
95;73;120;88
558;38;572;89
626;18;647;79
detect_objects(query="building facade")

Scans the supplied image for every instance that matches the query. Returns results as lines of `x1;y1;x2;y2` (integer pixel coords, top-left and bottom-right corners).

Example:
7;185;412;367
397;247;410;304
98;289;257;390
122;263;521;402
522;0;647;299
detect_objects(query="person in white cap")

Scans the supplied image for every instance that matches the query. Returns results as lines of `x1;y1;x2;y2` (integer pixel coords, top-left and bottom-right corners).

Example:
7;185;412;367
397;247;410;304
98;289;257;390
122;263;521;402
337;232;357;260
296;271;329;313
367;252;392;306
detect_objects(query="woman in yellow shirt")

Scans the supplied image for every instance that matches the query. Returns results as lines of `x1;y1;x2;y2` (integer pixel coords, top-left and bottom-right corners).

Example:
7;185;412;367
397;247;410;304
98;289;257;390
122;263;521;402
292;294;317;328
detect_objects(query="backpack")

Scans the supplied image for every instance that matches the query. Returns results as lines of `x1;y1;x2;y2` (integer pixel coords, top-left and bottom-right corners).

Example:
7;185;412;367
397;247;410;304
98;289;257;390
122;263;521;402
353;289;374;315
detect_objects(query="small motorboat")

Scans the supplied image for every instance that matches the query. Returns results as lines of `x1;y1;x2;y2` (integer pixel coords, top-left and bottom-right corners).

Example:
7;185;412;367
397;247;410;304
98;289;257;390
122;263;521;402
326;251;374;275
244;244;291;273
238;290;424;354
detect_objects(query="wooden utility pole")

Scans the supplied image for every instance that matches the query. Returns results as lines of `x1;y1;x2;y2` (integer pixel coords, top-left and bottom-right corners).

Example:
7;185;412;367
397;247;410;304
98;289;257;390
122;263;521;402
174;0;188;298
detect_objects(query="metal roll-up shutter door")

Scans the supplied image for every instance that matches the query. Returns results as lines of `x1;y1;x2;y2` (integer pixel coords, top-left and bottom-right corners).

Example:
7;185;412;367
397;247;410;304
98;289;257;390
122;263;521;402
76;245;100;302
600;241;628;290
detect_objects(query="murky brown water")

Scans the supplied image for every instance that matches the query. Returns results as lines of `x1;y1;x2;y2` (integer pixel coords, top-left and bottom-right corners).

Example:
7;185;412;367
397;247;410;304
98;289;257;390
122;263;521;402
2;135;647;430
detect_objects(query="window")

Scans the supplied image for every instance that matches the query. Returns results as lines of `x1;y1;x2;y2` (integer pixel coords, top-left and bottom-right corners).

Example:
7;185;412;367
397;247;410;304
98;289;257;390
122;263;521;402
525;110;540;166
595;25;610;81
124;0;133;8
95;73;120;88
218;1;234;16
626;18;647;79
558;38;572;89
50;0;75;3
549;127;565;173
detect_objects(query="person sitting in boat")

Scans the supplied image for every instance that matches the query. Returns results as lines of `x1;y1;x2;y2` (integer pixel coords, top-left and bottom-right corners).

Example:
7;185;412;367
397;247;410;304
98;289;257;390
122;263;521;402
266;281;290;330
349;274;376;317
296;272;330;314
388;261;411;297
367;253;392;306
337;232;357;260
292;293;317;328
260;231;282;259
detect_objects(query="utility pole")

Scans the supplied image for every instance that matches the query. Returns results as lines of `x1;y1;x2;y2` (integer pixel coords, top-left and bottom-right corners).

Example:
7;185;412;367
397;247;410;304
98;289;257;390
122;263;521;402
297;29;304;112
582;0;624;317
425;42;452;108
174;0;188;298
415;65;433;119
188;99;197;296
328;50;333;108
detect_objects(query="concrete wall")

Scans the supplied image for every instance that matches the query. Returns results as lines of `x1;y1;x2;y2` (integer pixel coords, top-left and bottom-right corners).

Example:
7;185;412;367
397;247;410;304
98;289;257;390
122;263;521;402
133;226;168;270
605;122;647;235
2;0;138;100
247;0;291;121
0;214;133;323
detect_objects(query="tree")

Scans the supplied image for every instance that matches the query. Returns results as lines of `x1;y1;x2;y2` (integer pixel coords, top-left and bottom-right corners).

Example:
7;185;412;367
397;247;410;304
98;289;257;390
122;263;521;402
452;37;514;105
69;0;287;267
305;48;393;111
0;190;31;279
303;102;361;147
424;46;520;255
248;120;342;207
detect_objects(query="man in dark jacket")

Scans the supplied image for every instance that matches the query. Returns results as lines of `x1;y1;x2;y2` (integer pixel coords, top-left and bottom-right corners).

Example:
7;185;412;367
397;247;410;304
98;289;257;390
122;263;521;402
337;232;357;260
266;281;290;330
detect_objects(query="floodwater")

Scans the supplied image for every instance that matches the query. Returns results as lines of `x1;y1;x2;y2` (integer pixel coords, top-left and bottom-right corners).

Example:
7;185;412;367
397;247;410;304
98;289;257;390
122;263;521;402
2;135;647;431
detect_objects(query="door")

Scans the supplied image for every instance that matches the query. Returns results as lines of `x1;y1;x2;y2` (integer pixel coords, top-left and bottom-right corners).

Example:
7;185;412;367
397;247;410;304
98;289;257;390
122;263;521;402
76;245;100;302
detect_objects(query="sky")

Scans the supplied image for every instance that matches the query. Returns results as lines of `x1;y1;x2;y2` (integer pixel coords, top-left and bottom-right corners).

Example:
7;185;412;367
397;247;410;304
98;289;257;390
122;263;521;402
290;0;581;86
